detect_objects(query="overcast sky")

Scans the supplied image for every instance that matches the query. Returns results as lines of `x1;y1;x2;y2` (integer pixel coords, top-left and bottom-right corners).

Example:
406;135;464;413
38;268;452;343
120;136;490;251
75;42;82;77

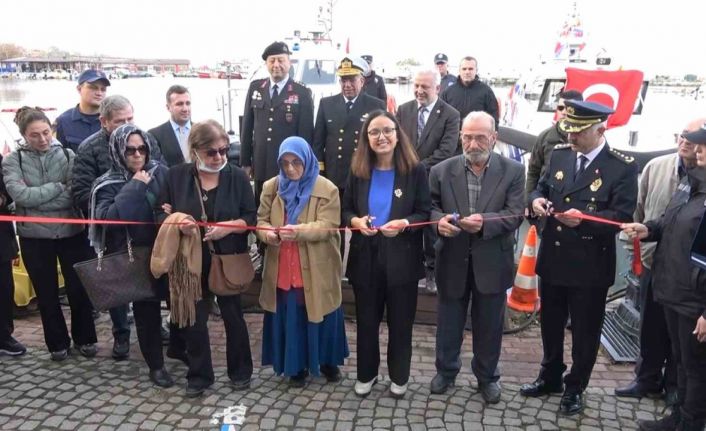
1;0;704;77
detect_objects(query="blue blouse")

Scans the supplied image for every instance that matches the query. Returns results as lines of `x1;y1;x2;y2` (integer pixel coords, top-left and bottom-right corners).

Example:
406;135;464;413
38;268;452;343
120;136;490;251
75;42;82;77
368;168;395;227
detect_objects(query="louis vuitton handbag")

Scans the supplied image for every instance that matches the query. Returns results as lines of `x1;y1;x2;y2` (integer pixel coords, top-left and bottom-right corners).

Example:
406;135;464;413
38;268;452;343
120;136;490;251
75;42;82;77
196;178;254;296
74;229;156;311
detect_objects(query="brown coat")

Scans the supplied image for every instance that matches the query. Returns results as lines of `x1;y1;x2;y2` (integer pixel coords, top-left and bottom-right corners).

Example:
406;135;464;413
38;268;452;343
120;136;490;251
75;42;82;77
256;176;342;323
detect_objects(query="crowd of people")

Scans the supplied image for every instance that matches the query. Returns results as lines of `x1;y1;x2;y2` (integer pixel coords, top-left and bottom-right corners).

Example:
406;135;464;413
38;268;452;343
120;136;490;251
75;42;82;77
0;40;704;429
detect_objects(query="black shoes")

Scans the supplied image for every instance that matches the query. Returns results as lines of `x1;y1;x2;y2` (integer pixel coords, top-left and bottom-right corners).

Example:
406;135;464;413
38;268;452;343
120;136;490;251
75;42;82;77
559;392;584;416
75;343;97;358
614;380;663;399
429;374;455;394
0;337;27;356
112;338;130;360
185;384;207;398
520;378;564;397
50;349;69;362
479;381;502;404
638;407;680;431
320;365;342;383
230;378;251;391
149;368;175;388
289;370;309;388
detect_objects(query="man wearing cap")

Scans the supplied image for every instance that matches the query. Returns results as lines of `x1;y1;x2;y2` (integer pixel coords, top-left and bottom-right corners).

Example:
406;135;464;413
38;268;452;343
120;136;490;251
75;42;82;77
396;69;460;292
521;100;638;416
241;41;314;205
434;53;456;91
440;56;498;127
55;69;110;153
360;55;387;103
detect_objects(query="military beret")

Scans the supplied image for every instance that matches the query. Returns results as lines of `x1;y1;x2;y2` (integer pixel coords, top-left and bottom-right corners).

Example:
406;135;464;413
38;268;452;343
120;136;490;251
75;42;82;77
559;100;614;133
262;41;291;60
336;57;367;77
683;123;706;145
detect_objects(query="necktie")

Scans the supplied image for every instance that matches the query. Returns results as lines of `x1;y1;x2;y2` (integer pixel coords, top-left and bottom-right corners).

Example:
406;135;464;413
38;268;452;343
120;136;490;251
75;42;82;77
417;106;427;140
575;155;588;180
272;84;279;99
346;100;353;112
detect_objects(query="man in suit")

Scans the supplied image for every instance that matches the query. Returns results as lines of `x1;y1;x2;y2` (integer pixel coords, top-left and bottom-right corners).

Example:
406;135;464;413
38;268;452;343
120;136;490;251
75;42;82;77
521;100;638;416
361;54;387;103
429;111;525;404
241;41;315;203
149;85;192;167
397;69;460;293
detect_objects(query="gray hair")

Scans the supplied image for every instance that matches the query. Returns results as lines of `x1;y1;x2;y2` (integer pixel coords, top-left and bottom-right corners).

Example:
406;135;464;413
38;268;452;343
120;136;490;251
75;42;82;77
463;111;495;132
415;69;441;86
100;95;132;120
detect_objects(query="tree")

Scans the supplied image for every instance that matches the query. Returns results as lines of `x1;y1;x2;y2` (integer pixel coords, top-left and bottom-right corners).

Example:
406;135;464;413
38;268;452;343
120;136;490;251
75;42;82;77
0;43;25;60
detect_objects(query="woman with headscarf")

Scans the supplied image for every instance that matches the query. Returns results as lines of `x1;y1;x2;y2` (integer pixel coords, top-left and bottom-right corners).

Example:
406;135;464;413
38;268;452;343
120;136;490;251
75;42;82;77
90;123;170;386
257;136;349;388
342;109;431;398
155;120;255;398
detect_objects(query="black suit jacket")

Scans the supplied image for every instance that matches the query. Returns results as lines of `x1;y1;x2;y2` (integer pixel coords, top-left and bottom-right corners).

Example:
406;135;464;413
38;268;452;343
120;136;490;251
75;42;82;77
240;78;314;181
430;153;525;297
313;93;386;189
342;164;431;287
0;155;18;262
529;144;638;287
155;163;256;254
149;121;184;168
396;98;460;170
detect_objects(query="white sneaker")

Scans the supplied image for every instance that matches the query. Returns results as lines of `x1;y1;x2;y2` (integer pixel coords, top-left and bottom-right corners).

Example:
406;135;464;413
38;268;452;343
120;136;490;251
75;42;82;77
354;377;377;397
390;382;408;398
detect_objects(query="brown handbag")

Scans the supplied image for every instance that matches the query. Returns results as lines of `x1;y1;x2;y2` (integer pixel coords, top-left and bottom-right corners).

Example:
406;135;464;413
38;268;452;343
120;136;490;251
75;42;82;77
196;178;254;296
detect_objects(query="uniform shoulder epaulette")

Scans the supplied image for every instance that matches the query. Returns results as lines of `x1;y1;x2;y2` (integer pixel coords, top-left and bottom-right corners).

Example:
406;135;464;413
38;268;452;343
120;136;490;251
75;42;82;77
293;80;308;88
553;143;572;150
608;147;635;164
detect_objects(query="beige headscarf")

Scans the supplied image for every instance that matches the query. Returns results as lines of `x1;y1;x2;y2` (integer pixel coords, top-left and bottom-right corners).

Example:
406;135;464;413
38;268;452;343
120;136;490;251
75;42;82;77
151;212;202;327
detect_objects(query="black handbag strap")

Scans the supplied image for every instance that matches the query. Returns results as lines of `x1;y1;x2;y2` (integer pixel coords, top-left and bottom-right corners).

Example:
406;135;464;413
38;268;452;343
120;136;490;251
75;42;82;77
194;176;216;254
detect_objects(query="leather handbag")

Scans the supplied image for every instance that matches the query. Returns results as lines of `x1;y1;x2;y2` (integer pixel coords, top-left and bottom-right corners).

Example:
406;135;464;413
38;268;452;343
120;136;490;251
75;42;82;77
74;229;156;311
196;178;254;296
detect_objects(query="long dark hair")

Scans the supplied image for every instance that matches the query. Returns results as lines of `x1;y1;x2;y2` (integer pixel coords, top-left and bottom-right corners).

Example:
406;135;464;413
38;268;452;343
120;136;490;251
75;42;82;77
350;109;418;180
13;107;51;136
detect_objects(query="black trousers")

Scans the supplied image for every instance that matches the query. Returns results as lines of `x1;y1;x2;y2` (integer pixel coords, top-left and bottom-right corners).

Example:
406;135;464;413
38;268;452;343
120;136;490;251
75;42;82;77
663;307;706;420
634;268;677;391
0;260;14;341
132;299;164;371
538;281;609;394
19;233;97;351
435;261;506;384
353;251;418;385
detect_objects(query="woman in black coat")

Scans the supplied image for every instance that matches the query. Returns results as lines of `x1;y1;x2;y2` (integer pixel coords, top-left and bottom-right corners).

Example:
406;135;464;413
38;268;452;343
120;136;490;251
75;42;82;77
156;120;255;398
342;109;431;398
0;153;23;356
622;125;706;431
91;124;170;386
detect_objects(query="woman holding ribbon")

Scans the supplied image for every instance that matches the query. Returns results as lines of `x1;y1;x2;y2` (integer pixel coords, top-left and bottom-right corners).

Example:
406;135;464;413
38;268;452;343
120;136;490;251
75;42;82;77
257;136;348;388
342;109;431;398
2;107;96;361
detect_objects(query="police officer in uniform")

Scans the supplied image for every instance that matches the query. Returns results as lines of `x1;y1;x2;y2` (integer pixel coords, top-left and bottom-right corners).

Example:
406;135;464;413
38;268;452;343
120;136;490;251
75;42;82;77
361;55;387;103
521;100;638;416
434;53;456;91
241;41;315;203
313;56;386;258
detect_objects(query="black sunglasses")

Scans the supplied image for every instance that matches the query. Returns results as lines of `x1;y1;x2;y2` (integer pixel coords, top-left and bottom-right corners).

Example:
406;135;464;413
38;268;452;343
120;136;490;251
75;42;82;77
124;145;148;156
204;147;229;158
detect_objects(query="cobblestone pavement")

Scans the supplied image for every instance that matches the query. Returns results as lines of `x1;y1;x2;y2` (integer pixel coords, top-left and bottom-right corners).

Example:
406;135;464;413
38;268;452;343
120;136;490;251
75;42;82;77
1;309;667;430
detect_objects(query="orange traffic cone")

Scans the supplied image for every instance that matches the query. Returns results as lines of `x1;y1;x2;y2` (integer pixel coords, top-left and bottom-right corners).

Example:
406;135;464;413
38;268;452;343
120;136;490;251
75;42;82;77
507;225;540;312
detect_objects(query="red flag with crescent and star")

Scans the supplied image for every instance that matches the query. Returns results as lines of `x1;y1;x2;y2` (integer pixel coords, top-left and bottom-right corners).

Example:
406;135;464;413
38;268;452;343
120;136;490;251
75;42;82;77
565;68;644;129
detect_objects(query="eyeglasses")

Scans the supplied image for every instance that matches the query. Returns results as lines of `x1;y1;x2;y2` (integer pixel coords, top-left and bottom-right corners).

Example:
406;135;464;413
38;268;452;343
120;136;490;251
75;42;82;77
461;134;490;145
556;105;566;111
280;159;304;169
124;145;147;156
203;147;229;158
367;127;396;138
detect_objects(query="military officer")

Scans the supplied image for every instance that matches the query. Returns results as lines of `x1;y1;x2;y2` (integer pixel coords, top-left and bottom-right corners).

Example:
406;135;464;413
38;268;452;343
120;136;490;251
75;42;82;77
360;54;387;103
521;100;638;416
241;41;314;203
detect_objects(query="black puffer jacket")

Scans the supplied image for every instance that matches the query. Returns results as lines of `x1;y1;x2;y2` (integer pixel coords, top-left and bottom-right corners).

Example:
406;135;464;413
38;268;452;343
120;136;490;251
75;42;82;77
439;76;498;126
646;171;706;319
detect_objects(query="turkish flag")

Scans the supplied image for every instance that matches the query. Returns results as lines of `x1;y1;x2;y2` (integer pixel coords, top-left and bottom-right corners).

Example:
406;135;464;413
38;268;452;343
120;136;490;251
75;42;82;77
565;68;644;129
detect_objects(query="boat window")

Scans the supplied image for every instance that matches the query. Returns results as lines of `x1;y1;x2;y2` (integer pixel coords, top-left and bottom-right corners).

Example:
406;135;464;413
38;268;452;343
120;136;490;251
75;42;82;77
299;60;337;85
537;79;567;112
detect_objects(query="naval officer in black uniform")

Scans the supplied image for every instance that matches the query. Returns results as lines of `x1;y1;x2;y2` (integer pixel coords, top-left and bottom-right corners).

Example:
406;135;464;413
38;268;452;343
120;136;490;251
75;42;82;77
521;100;638;416
241;41;314;202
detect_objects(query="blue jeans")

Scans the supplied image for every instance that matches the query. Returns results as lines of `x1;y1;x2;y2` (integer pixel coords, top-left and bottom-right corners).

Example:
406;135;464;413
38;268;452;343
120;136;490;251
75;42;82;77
109;304;130;342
